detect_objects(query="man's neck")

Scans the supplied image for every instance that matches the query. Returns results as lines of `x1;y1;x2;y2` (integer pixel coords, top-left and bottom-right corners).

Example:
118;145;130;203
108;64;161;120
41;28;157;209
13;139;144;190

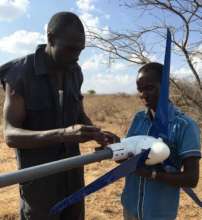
44;45;56;71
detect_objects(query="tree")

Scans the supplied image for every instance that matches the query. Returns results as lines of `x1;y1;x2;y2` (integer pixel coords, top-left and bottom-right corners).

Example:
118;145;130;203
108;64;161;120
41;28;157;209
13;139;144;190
86;0;202;116
87;89;96;95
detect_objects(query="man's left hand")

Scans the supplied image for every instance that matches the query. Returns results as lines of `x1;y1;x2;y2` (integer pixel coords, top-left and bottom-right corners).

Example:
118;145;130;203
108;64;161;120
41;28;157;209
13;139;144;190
102;131;120;144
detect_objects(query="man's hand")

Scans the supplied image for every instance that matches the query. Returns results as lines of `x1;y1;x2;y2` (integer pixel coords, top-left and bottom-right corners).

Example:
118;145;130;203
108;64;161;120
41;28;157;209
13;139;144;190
64;125;120;145
102;131;120;145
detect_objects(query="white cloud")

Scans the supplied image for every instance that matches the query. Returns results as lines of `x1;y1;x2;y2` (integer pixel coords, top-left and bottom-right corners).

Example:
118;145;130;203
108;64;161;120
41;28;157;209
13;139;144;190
0;0;30;21
0;30;45;55
82;72;137;94
76;0;95;12
81;53;108;71
172;64;202;81
112;62;126;70
81;52;129;72
82;56;98;71
81;53;137;93
80;12;99;29
76;0;137;94
105;14;110;20
76;0;100;32
76;0;110;37
192;57;202;76
172;67;192;80
129;50;158;64
172;44;202;80
191;45;202;75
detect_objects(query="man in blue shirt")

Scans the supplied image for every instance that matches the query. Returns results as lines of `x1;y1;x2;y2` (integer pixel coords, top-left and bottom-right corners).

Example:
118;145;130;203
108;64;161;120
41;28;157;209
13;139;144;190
121;62;201;220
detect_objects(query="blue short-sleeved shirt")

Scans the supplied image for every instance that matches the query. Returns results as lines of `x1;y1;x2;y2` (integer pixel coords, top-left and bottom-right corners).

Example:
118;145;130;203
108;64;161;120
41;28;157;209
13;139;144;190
121;103;201;220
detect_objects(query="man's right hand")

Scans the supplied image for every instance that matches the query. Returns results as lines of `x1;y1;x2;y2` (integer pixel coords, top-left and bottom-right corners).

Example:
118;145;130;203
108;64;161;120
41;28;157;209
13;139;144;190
63;124;110;145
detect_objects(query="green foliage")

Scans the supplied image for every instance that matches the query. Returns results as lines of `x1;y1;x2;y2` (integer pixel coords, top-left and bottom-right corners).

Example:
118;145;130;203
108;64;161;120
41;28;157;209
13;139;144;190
87;89;96;95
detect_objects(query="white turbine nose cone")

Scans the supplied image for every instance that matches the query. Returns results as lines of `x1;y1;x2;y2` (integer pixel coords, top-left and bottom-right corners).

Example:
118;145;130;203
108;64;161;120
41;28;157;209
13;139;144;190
145;141;170;165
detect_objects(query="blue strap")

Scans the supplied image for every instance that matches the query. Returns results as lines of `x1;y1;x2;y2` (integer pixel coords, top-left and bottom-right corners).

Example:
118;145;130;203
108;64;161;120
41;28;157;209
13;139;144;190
182;187;202;207
50;149;150;214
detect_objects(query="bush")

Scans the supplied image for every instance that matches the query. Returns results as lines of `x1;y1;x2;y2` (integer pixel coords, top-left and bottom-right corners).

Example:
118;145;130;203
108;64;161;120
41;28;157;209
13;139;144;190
87;89;96;95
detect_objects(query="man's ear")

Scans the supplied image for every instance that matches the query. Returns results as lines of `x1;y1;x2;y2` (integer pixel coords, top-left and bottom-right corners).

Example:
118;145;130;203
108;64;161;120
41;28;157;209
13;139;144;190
47;32;55;47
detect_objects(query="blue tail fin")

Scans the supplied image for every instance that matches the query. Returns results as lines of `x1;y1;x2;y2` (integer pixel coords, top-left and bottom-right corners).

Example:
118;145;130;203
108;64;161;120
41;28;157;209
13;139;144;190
149;29;171;141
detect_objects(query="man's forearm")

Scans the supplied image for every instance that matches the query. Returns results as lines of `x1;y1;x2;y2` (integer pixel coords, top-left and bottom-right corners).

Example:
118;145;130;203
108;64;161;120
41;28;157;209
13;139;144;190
155;158;199;188
155;171;198;188
136;163;199;188
4;126;76;149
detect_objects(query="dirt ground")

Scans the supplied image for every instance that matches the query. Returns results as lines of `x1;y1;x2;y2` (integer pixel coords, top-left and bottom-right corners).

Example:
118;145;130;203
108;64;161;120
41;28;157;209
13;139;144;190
0;94;201;220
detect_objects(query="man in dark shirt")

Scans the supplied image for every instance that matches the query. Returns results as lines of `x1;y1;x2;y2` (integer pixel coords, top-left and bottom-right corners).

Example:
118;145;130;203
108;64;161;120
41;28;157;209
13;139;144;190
0;12;118;220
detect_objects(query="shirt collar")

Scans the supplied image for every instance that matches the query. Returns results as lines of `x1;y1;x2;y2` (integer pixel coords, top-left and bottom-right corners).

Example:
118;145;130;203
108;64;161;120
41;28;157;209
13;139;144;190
34;44;49;75
33;44;79;76
144;101;179;122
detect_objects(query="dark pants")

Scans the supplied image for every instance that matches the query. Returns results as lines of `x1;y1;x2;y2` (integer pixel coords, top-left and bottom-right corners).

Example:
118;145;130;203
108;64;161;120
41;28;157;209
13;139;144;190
19;167;84;220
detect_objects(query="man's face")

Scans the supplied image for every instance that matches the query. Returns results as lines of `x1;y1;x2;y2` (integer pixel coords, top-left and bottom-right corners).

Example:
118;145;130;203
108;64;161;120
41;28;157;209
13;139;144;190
50;27;85;69
136;71;161;111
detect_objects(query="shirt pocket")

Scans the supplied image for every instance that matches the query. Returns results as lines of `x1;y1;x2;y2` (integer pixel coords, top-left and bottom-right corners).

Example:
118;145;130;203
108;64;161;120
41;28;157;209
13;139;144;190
63;89;83;125
25;79;53;111
24;79;55;130
26;98;52;110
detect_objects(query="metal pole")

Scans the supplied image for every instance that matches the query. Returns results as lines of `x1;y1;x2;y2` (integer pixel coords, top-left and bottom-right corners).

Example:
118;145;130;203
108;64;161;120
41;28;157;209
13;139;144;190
0;148;112;188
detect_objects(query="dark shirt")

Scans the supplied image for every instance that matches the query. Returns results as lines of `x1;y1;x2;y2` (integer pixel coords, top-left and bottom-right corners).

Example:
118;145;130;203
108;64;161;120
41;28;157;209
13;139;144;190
0;44;85;220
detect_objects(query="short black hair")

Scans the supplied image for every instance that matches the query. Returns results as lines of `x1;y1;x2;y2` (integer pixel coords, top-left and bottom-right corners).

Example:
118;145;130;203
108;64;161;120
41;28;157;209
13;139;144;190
138;62;163;82
47;12;85;36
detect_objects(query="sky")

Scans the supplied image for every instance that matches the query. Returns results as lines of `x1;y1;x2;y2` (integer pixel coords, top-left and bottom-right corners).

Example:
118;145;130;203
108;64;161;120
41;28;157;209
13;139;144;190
0;0;201;94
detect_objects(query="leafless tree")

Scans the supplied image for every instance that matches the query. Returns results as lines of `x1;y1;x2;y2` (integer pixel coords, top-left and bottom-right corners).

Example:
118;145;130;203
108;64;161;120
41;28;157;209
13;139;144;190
86;0;202;116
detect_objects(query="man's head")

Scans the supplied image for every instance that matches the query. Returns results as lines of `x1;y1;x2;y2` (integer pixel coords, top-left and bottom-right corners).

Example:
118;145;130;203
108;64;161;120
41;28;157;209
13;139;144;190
136;62;163;111
46;12;85;69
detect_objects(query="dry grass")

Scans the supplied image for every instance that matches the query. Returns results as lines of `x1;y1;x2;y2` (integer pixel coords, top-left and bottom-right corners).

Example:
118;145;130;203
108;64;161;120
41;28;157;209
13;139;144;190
0;91;201;220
